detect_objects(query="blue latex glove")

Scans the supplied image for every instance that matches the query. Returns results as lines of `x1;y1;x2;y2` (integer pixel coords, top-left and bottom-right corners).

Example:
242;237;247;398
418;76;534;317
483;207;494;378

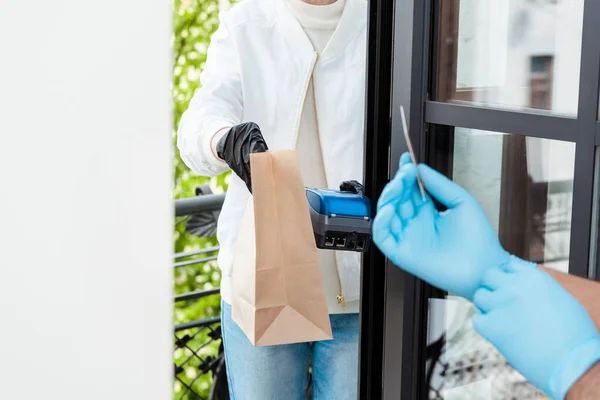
473;260;600;400
372;153;511;300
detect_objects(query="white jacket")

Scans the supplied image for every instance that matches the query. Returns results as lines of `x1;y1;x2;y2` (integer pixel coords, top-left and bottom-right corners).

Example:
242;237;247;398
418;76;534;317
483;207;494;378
177;0;367;304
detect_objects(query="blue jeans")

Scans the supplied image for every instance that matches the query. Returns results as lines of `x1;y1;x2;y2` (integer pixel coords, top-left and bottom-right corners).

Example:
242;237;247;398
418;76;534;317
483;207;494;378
221;302;359;400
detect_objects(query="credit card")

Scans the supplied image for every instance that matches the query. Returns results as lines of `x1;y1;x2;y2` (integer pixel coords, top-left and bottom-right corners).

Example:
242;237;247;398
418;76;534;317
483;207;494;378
399;105;426;201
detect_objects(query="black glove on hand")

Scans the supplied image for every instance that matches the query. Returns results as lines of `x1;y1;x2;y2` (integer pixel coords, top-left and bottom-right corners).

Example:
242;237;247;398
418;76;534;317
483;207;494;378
216;122;268;193
340;180;364;195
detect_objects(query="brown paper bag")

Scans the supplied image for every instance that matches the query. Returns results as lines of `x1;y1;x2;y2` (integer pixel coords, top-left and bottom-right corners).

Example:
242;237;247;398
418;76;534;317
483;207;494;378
231;150;333;346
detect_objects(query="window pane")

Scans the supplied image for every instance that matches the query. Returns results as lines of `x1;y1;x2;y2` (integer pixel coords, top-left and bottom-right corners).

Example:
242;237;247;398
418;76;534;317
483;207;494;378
426;128;575;399
435;0;584;116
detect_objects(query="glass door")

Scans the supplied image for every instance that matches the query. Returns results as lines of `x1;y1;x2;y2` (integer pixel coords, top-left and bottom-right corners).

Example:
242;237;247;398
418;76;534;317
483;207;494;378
369;0;600;398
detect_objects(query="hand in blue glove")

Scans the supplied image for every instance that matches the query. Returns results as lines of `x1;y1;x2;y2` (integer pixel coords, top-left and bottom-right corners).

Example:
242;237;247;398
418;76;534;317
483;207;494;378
473;261;600;400
372;153;511;300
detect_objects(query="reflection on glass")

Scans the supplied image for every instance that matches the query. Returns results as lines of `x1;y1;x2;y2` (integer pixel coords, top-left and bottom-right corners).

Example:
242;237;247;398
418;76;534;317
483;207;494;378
426;128;575;399
435;0;584;116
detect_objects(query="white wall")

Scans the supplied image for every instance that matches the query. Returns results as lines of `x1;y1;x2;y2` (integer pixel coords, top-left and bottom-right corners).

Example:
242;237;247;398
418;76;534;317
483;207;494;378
0;1;172;399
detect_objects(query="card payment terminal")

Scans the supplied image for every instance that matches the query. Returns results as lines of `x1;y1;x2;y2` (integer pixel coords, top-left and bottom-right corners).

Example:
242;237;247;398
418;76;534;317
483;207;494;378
306;188;372;252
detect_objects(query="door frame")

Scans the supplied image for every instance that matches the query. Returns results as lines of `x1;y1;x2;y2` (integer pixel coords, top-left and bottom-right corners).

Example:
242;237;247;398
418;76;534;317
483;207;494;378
359;0;600;399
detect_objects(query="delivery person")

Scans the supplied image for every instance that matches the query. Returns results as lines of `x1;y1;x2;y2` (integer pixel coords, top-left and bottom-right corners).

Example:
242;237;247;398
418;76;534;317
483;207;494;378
177;0;367;398
373;153;600;400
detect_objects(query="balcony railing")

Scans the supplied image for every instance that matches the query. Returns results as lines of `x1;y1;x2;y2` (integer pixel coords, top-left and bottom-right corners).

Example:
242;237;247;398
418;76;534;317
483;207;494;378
174;193;228;400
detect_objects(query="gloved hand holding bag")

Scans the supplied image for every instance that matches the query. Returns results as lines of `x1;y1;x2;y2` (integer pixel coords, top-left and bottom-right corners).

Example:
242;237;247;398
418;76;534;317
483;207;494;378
216;122;268;193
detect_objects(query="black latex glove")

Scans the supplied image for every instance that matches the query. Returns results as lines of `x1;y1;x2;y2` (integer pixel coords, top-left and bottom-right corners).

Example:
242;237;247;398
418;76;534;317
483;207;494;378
340;180;364;196
216;122;268;193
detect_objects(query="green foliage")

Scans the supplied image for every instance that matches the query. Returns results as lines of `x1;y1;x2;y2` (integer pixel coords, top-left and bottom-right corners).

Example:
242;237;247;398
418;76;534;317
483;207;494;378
172;0;232;398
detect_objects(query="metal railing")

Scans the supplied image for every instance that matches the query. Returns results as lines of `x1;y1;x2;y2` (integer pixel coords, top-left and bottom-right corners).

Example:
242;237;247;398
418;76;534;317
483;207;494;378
175;194;226;217
174;194;228;400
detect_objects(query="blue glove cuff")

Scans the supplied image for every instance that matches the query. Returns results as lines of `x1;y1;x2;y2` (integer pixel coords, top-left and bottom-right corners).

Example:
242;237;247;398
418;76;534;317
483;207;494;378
500;254;537;271
547;337;600;400
506;255;538;270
